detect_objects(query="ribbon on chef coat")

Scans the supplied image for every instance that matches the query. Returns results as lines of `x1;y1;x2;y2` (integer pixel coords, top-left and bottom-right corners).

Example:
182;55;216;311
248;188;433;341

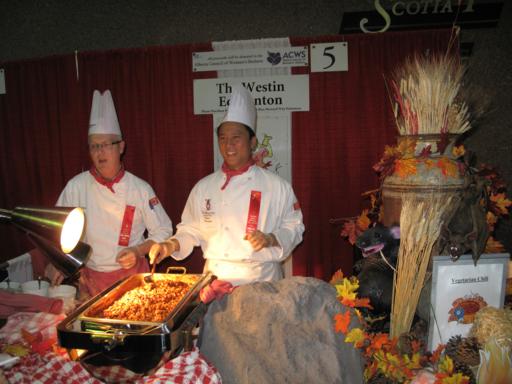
118;205;135;246
245;190;261;235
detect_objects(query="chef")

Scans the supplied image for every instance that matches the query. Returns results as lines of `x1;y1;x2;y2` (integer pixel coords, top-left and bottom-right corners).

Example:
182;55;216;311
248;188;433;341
149;86;304;286
45;90;173;297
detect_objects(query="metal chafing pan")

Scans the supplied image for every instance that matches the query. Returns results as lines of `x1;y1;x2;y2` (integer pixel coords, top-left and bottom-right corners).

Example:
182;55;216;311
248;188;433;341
81;272;204;328
57;271;213;381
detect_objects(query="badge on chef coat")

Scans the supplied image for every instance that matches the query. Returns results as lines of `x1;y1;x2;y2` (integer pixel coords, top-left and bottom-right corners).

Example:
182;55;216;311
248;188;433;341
149;196;160;210
202;198;215;223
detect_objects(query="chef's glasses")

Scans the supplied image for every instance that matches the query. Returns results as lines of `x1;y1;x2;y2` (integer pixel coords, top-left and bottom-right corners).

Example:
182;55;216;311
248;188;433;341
88;140;122;152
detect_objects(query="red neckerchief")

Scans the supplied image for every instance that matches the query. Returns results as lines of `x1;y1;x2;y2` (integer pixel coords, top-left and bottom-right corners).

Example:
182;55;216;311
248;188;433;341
89;165;125;193
221;160;255;190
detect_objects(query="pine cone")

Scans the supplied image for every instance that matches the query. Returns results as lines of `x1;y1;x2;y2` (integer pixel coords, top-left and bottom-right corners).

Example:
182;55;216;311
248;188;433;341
459;337;481;367
445;335;463;358
453;361;476;384
446;336;481;368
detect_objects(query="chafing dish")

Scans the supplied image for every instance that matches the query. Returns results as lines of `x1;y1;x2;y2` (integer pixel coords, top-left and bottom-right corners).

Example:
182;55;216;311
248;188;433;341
57;271;213;383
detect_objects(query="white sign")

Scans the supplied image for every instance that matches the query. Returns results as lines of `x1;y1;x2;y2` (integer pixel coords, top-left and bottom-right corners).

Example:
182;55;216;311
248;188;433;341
428;253;509;351
193;47;308;72
194;75;309;114
310;42;348;72
0;69;5;94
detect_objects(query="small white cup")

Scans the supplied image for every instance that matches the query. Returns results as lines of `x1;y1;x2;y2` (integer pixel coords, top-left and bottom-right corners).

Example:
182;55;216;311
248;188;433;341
21;280;50;297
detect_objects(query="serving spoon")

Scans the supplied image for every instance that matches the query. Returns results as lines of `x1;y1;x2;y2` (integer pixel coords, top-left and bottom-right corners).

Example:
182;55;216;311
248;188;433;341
144;261;157;283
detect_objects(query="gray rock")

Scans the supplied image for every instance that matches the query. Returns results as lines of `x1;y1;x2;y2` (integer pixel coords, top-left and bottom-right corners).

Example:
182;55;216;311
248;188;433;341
198;276;364;384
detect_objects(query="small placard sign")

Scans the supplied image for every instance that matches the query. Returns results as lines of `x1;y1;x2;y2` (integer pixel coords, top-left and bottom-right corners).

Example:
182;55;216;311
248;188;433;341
310;42;348;72
428;253;509;351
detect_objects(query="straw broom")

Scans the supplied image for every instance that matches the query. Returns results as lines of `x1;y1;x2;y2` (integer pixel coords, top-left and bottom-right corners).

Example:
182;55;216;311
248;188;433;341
390;195;454;339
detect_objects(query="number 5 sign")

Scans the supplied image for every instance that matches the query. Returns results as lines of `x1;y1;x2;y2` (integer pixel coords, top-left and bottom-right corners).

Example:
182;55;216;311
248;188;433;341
310;42;348;72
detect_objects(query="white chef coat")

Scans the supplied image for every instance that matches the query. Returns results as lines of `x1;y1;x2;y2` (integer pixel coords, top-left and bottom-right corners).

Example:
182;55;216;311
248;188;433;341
57;171;173;272
172;165;304;286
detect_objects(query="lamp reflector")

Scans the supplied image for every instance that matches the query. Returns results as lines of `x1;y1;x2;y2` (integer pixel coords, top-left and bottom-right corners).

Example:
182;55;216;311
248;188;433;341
60;207;85;253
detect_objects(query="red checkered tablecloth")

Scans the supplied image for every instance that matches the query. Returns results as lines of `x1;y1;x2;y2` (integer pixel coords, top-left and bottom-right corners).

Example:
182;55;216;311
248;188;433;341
1;312;222;384
4;347;221;384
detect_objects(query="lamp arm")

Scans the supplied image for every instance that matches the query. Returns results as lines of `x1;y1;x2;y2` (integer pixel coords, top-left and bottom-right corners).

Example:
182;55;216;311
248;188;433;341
0;208;12;223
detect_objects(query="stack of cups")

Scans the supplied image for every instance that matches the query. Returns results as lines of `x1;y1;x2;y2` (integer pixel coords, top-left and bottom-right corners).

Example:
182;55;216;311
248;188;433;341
48;284;77;314
0;281;21;293
21;280;50;296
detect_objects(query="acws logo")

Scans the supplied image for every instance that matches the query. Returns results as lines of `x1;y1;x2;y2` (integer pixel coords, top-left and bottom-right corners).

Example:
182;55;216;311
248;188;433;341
267;52;281;65
283;51;306;59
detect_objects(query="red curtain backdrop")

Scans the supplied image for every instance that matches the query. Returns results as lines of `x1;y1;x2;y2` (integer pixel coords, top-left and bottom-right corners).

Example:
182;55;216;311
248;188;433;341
0;30;453;280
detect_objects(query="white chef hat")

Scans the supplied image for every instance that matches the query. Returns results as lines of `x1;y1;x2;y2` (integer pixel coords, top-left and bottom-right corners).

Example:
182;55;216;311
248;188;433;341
88;90;122;137
221;85;257;133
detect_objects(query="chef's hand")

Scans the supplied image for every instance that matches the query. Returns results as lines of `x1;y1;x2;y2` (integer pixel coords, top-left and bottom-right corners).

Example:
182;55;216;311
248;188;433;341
149;239;180;265
116;246;140;269
244;230;279;252
45;263;64;286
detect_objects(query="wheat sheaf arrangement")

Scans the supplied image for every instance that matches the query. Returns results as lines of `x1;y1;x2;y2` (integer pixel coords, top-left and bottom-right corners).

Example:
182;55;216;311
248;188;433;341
390;195;454;338
389;54;471;136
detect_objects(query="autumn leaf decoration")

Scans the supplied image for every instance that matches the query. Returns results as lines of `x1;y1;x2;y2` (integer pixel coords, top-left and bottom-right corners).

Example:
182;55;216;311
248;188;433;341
435;355;471;384
373;137;463;181
340;209;372;245
394;158;418;178
485;236;506;253
436;157;460;178
489;192;512;216
452;145;465;158
330;270;471;383
373;138;416;180
479;165;512;251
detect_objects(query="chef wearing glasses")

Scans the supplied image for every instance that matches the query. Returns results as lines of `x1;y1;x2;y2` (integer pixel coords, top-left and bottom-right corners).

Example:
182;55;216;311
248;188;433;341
45;90;173;297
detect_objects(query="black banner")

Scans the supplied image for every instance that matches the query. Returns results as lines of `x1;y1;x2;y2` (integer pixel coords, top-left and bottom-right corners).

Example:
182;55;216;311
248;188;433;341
340;1;503;34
